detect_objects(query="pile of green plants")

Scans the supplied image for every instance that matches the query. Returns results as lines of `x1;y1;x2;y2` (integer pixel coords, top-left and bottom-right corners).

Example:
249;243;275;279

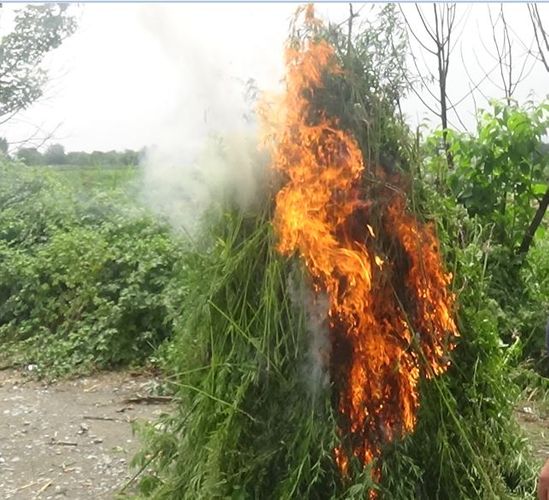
129;7;543;499
130;190;537;499
0;161;186;376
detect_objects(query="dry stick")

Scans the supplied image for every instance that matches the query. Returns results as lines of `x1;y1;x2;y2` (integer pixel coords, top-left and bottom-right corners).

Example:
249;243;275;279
489;7;509;101
529;4;549;72
533;4;549;53
122;395;173;405
7;122;61;152
347;3;353;57
0;363;18;371
16;481;39;492
527;387;539;402
33;479;52;499
514;40;539;89
502;9;515;99
49;440;77;446
83;415;117;422
119;449;161;495
400;4;463;136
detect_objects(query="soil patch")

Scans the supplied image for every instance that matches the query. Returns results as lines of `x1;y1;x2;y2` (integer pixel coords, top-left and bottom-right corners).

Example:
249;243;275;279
0;369;170;499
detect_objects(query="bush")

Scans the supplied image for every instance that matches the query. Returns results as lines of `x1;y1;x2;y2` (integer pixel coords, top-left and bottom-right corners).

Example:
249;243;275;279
0;161;186;376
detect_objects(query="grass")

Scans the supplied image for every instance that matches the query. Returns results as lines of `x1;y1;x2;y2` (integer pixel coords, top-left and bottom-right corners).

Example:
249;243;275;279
130;205;350;498
130;190;538;499
45;163;141;193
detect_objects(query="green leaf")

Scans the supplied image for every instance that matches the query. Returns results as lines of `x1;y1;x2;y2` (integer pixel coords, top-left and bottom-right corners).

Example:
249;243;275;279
532;183;548;196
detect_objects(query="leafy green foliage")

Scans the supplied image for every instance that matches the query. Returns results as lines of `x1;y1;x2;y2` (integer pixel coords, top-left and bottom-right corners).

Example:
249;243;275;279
128;12;541;499
513;229;549;366
131;207;347;498
442;101;548;250
0;161;185;376
378;178;537;499
0;4;77;119
0;6;544;497
421;100;549;360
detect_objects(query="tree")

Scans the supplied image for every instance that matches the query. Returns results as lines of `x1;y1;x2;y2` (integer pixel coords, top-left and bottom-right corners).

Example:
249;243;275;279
442;100;549;258
16;147;43;166
0;4;77;123
120;149;139;166
528;3;549;73
0;137;8;156
400;4;460;168
43;143;65;165
484;6;537;106
65;151;89;166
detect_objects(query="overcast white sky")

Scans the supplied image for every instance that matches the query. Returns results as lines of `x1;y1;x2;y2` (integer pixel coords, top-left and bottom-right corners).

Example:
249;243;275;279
1;2;547;153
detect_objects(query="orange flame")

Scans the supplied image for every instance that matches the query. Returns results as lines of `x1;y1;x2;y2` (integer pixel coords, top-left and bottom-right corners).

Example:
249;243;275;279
263;5;457;487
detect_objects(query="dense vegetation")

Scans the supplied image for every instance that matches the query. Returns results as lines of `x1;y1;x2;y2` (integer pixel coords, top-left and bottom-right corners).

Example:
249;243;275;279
12;144;145;168
424;100;549;362
0;162;185;376
0;4;547;499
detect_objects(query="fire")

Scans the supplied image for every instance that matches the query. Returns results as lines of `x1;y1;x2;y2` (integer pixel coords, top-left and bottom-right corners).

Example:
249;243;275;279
263;5;457;487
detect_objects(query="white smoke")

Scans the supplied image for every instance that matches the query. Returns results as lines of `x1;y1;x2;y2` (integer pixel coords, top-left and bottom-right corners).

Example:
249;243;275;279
288;269;332;395
136;5;277;232
304;290;331;394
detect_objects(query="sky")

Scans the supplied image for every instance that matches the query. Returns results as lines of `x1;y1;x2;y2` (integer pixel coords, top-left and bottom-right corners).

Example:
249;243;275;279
1;2;547;153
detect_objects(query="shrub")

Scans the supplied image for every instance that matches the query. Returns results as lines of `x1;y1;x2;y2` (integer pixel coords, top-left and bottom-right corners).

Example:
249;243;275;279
0;161;186;376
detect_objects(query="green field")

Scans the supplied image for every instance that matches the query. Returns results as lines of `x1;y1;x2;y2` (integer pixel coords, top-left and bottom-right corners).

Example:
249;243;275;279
47;164;141;191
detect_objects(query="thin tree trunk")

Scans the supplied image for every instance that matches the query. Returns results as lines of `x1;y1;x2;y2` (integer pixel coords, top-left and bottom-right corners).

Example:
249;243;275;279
517;187;549;257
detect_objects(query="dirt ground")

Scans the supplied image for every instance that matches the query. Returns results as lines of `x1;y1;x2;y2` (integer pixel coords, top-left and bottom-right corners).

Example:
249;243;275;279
0;369;171;500
516;398;549;462
1;367;548;500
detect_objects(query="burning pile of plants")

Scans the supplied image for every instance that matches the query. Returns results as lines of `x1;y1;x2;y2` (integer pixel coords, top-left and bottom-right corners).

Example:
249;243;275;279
132;7;536;498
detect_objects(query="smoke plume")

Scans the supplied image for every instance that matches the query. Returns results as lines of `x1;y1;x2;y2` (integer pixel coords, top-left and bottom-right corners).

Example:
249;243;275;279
287;268;332;396
136;5;275;232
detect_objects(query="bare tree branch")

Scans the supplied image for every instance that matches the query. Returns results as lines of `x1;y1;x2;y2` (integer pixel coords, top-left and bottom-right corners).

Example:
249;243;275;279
529;3;549;72
400;3;461;166
399;6;437;55
7;122;61;155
